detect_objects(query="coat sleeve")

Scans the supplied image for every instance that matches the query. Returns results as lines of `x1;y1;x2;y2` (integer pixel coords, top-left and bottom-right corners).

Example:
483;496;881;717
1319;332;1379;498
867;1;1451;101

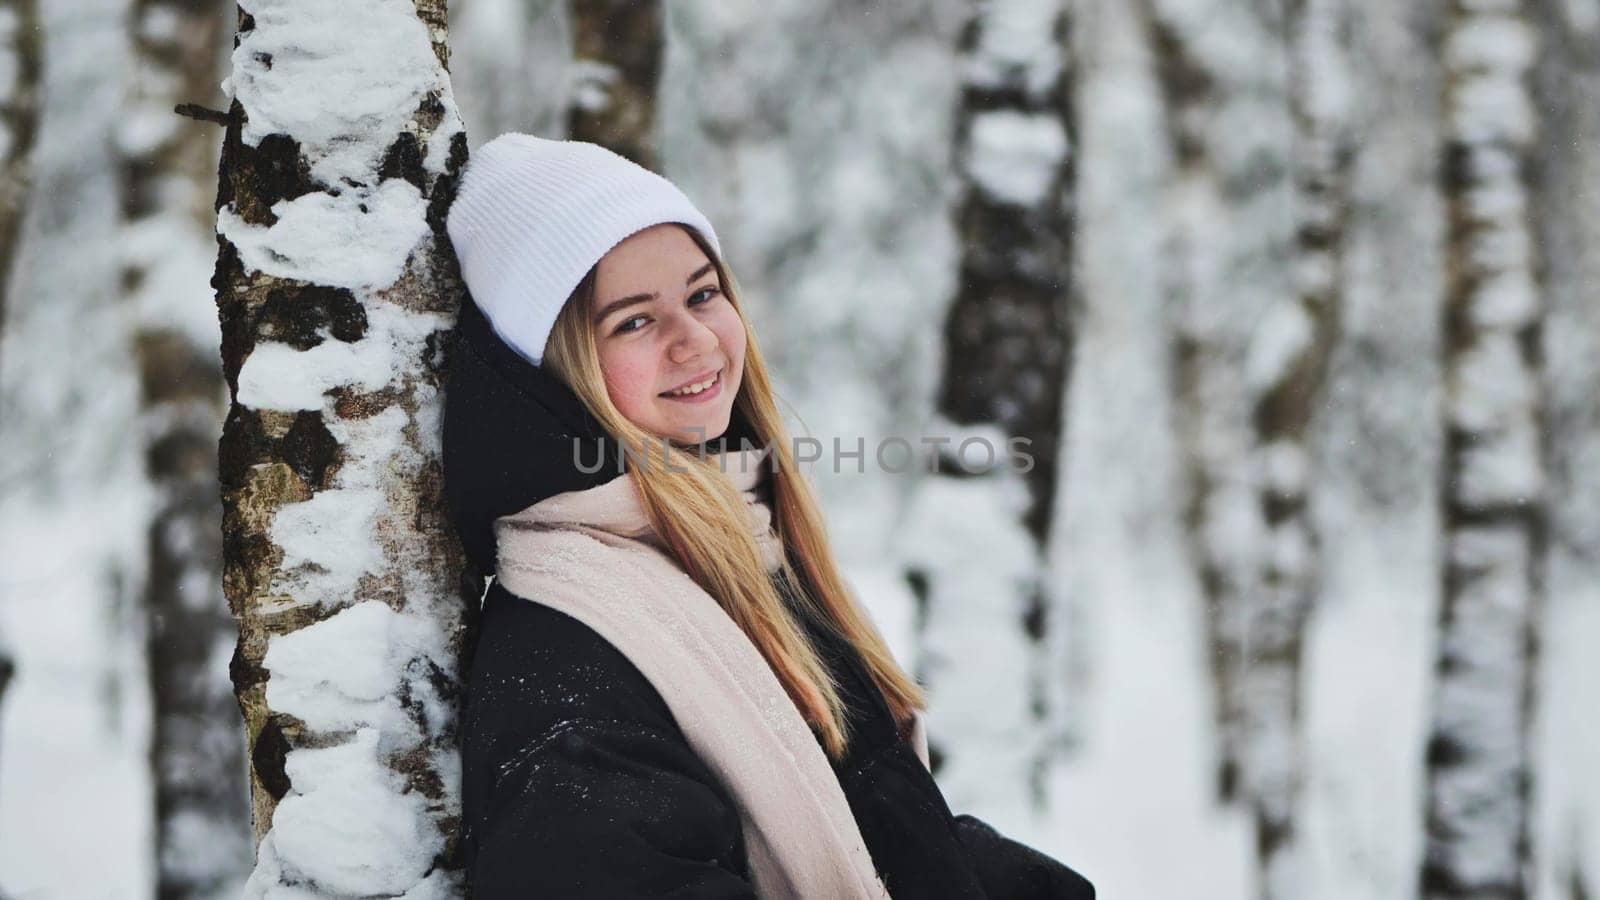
951;813;1096;900
469;714;760;899
906;713;1094;898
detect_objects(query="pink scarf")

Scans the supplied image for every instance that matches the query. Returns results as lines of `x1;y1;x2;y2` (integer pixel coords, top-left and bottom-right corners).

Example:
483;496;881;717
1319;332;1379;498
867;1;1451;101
494;448;928;899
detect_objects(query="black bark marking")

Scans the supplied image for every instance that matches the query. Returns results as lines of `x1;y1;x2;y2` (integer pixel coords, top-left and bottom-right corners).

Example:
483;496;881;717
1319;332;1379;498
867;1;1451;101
426;131;469;236
251;719;292;801
379;131;426;191
283;412;340;490
259;283;367;349
217;407;268;493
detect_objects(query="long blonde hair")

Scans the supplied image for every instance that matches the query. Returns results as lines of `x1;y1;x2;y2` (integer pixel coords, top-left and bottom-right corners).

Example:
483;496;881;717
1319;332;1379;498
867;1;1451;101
543;225;925;760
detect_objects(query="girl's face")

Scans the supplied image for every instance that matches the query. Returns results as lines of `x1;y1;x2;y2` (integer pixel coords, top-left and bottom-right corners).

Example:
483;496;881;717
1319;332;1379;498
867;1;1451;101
591;224;747;445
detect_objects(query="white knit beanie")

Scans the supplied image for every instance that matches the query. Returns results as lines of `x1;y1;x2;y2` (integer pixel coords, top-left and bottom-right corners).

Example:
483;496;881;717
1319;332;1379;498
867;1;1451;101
446;133;724;366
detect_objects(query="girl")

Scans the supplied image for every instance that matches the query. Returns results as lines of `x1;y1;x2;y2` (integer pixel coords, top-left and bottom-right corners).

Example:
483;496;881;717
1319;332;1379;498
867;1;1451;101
442;133;1093;899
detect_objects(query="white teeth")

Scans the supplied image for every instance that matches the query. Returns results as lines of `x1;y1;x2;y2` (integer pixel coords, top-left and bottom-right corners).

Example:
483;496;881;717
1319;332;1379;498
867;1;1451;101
667;373;718;396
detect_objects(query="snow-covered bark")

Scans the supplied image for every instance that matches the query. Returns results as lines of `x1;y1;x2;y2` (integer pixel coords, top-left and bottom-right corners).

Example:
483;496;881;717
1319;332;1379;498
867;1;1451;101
1140;0;1293;801
1226;0;1354;894
1420;1;1546;897
1139;0;1303;892
449;0;570;146
913;0;1078;810
119;0;249;894
213;1;472;894
0;0;39;827
0;0;40;386
1529;1;1600;897
568;0;660;166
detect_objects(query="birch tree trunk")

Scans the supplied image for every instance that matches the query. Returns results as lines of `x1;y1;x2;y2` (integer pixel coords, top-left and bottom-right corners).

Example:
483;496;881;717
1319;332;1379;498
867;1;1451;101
121;0;250;893
1420;1;1546;897
1139;0;1301;892
214;1;472;893
568;0;660;167
0;0;40;387
1233;0;1353;893
0;0;40;826
917;0;1077;808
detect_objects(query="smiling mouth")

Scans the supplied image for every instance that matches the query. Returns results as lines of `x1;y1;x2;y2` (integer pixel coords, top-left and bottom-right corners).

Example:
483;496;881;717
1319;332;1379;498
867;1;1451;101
659;368;723;399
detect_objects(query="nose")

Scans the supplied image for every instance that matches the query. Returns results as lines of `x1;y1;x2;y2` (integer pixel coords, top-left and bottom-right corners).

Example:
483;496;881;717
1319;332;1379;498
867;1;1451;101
666;309;718;365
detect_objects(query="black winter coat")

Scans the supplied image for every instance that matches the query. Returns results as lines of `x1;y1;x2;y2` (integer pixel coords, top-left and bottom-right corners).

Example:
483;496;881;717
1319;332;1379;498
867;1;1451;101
443;298;1095;898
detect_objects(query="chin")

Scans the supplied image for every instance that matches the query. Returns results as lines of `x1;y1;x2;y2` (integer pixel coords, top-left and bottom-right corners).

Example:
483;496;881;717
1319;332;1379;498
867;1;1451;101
665;412;729;446
692;417;730;443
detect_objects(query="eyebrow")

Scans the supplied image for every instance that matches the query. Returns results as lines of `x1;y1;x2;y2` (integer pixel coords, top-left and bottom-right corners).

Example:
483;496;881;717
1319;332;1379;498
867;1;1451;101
594;261;717;326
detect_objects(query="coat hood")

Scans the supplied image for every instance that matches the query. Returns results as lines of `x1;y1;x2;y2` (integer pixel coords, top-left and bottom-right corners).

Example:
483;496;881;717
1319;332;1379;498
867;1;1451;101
441;296;759;576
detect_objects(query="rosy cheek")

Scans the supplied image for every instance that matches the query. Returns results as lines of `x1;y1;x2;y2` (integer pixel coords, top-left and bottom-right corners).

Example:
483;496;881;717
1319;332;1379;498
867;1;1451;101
718;318;747;375
601;354;657;416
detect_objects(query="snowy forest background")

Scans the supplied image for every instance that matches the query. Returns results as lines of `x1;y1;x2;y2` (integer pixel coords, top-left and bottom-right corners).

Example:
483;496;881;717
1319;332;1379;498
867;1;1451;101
0;0;1595;897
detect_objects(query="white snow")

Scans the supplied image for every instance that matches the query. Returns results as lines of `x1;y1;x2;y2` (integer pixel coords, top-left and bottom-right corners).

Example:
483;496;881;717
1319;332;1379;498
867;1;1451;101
569;59;619;114
1451;72;1537;145
1468;269;1538;329
962;0;1064;97
897;444;1044;820
1448;333;1534;432
248;729;439;897
161;807;251;886
230;0;450;188
217;178;432;291
121;214;228;354
137;4;183;43
1444;16;1537;74
964;109;1070;207
269;487;389;605
116;104;181;159
265;602;404;733
1245;300;1314;392
236;304;449;412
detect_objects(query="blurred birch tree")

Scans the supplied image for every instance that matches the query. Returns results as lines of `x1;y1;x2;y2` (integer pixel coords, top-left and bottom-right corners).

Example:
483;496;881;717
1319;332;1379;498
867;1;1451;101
1420;1;1546;897
0;0;40;396
568;0;659;166
119;0;249;892
918;0;1079;807
0;0;41;821
1138;0;1302;888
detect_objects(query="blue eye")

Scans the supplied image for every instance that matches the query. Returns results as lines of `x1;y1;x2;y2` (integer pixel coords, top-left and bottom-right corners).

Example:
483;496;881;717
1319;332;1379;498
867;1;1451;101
612;287;721;335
